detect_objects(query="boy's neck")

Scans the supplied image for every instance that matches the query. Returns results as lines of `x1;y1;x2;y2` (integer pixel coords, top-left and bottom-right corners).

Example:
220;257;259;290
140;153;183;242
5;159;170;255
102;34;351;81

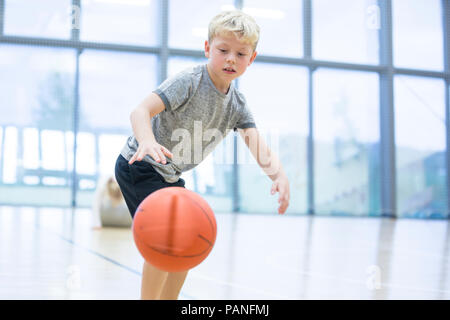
206;64;231;94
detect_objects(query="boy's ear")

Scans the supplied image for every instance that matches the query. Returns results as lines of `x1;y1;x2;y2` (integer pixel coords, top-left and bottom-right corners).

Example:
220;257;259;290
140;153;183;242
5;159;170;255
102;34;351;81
204;40;210;58
248;50;257;66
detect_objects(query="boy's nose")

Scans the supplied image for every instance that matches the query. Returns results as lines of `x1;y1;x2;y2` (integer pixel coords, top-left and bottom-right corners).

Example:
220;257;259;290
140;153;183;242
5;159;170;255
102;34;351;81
226;54;236;63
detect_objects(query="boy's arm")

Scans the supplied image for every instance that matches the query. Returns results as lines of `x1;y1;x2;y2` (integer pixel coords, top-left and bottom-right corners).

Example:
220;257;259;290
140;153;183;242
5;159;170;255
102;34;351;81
128;93;173;165
237;127;290;214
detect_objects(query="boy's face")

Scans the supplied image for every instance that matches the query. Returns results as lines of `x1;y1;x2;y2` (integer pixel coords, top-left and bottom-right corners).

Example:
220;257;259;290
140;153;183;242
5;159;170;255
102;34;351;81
204;32;257;86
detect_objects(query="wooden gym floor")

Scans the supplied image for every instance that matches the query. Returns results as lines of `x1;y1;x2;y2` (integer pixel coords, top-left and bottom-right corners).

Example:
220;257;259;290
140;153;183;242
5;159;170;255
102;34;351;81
0;206;449;300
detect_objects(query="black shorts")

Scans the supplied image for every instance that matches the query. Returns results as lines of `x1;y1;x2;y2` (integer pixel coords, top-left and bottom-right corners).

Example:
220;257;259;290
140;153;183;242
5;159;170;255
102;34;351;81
114;154;185;219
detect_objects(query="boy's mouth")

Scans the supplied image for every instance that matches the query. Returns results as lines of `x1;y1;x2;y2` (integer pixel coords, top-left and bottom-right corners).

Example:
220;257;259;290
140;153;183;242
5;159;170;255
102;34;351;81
223;67;236;74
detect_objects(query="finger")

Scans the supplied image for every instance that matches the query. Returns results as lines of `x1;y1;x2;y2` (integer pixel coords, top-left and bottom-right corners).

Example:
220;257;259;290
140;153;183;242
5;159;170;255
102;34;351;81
279;193;289;204
278;201;289;214
136;150;146;161
128;153;136;165
156;149;166;164
278;203;284;214
150;150;160;162
159;148;170;163
271;182;277;195
278;191;284;203
129;151;140;164
278;189;285;203
162;147;173;159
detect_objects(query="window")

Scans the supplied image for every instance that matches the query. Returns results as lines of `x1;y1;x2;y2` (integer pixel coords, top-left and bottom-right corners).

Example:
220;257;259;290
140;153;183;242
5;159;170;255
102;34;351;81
313;0;379;64
394;76;447;218
79;50;157;131
392;0;444;71
313;69;380;216
169;0;234;50
4;0;73;39
243;0;303;57
239;62;308;214
76;50;157;206
80;0;159;46
0;45;76;206
167;56;207;78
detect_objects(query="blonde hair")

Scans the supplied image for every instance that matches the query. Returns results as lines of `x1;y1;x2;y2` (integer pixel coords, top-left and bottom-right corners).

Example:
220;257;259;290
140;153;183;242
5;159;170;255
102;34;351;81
104;176;124;207
208;10;260;51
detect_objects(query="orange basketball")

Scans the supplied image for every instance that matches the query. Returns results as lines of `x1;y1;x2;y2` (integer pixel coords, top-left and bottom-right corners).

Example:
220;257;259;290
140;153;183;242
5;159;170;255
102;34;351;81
132;187;217;272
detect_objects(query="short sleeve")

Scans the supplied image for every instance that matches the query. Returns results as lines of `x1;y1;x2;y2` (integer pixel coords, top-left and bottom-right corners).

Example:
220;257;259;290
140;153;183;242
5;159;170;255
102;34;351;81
153;70;193;112
233;94;257;132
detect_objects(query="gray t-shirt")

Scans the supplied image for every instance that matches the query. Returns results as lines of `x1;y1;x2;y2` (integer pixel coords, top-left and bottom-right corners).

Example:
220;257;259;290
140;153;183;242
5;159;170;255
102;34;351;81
120;64;256;183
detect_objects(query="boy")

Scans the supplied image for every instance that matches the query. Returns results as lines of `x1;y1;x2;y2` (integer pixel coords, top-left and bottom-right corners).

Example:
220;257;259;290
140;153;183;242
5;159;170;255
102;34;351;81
115;10;290;300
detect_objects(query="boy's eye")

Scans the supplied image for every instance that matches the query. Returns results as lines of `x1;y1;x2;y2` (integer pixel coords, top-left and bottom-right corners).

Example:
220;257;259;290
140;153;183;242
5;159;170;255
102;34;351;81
218;48;247;56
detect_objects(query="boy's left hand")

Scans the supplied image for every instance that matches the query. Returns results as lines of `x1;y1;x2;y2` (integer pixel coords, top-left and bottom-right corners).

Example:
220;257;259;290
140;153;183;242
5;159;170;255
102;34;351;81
270;175;290;214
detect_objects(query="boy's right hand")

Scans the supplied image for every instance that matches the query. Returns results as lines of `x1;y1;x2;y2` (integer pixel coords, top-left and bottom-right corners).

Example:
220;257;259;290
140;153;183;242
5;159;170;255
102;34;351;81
128;140;173;165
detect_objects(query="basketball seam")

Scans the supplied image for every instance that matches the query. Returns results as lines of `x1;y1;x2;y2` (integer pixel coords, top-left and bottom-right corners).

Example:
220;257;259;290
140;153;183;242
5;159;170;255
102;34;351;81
135;232;212;258
133;224;213;258
198;234;213;246
178;193;216;236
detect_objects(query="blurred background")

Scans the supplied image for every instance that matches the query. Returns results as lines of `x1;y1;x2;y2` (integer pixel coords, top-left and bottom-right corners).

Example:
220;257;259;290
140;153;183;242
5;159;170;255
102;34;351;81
0;0;448;219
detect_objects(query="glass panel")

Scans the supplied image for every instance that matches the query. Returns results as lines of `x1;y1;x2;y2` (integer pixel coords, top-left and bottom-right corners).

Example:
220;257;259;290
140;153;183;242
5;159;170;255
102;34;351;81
77;50;157;206
99;134;129;177
79;50;156;132
170;0;302;56
168;57;233;213
169;0;234;50
239;63;308;215
167;56;207;78
76;132;96;176
0;128;2;169
394;76;447;218
392;0;444;71
313;69;380;216
80;0;158;46
312;0;379;64
0;45;76;206
4;0;73;39
41;130;66;171
243;0;303;57
23;128;40;170
3;127;17;184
